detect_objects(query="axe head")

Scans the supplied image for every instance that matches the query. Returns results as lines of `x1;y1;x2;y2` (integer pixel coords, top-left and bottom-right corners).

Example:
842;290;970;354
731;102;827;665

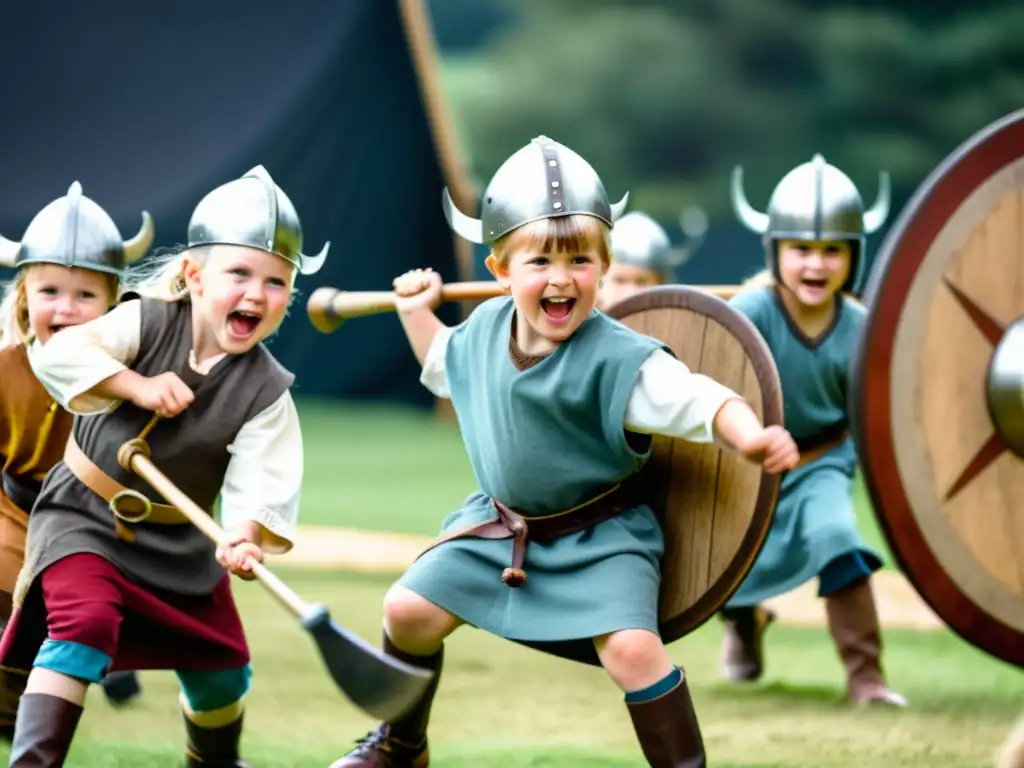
301;604;434;721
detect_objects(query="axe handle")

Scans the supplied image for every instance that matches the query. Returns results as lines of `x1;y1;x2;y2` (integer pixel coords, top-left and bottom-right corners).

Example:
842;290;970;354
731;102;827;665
307;282;741;334
307;281;508;333
120;443;309;621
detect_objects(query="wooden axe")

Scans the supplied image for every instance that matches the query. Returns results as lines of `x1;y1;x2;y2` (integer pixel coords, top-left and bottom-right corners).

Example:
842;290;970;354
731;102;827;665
115;419;433;722
307;281;741;333
307;281;508;333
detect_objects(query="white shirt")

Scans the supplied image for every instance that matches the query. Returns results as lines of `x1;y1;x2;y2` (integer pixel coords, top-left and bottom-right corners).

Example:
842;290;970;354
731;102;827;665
28;300;302;553
420;326;740;443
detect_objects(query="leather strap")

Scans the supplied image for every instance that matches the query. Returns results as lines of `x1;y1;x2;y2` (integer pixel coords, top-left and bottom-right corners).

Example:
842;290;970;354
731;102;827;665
63;436;189;541
794;429;850;469
422;476;644;589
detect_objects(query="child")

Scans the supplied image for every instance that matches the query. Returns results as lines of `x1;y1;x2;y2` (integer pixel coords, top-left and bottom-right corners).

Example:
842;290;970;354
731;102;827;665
0;165;327;766
596;208;707;310
722;154;906;706
330;136;799;768
0;182;154;714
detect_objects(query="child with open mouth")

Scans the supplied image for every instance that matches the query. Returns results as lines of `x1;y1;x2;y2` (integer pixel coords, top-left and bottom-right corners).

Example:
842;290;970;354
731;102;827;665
0;182;154;719
0;165;327;767
721;154;907;708
331;135;799;768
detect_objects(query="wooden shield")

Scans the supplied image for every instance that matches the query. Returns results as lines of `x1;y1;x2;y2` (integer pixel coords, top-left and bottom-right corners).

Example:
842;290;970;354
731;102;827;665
851;108;1024;668
606;285;783;644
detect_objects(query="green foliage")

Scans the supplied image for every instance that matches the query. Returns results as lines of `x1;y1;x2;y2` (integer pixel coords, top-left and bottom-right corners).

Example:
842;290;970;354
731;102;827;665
439;1;1024;223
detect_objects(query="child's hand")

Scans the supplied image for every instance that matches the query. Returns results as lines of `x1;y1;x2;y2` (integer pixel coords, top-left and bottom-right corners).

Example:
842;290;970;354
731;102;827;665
393;268;443;314
216;534;264;581
738;425;800;474
132;372;194;418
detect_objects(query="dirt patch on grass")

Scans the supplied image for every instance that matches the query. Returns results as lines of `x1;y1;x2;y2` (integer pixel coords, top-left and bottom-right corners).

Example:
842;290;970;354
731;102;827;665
268;526;945;632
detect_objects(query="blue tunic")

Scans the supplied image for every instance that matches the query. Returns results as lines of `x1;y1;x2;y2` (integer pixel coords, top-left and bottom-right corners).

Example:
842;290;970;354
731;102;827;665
725;287;882;607
396;297;668;655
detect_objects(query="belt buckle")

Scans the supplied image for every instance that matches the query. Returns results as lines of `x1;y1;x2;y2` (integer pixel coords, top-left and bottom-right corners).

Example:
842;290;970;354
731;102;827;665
109;489;153;524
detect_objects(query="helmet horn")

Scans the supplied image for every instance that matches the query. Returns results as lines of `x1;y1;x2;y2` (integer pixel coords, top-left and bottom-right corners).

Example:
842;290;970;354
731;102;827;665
731;166;770;233
863;171;891;234
442;188;484;244
0;234;19;268
123;211;156;264
298;241;330;276
666;205;709;267
609;192;630;222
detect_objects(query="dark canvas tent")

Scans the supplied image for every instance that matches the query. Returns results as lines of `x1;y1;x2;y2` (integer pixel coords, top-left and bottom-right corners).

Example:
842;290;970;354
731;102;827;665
0;0;477;407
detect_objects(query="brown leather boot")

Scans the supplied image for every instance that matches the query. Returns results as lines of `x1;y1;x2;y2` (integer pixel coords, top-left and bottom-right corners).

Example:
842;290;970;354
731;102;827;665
626;669;706;767
329;634;442;768
719;605;774;682
825;578;908;707
8;692;83;766
183;710;254;767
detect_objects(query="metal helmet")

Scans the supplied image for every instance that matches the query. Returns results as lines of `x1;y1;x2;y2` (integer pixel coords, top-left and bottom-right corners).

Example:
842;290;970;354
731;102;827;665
610;207;709;281
442;135;629;244
0;182;154;275
187;165;328;275
731;153;890;292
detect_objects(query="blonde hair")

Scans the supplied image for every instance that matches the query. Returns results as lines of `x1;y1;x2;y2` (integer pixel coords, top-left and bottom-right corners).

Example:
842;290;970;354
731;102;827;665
491;215;612;269
0;265;119;350
120;244;205;301
120;244;301;312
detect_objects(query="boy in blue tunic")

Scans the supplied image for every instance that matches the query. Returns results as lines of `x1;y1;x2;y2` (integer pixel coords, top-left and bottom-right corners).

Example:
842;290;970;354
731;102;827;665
331;136;799;768
723;154;907;706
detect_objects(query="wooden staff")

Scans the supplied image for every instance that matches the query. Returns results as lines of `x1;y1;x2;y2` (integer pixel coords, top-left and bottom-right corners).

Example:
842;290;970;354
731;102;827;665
307;281;740;334
115;427;432;721
306;281;507;333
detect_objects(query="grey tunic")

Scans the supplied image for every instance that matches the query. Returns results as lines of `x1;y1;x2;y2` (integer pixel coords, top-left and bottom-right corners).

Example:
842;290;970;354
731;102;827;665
17;297;293;602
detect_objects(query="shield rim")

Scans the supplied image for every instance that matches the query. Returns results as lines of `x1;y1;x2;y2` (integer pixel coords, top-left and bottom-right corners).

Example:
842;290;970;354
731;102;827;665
607;284;784;644
851;108;1024;669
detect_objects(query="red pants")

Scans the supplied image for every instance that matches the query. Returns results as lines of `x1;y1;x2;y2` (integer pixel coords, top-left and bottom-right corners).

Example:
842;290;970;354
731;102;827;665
0;553;250;680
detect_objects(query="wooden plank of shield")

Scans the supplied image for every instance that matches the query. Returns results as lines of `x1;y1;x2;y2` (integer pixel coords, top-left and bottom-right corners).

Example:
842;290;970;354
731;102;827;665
606;285;783;643
851;108;1024;669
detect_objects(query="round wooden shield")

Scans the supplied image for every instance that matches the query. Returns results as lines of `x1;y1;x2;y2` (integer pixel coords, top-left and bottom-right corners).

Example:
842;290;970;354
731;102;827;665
851;108;1024;668
606;285;783;644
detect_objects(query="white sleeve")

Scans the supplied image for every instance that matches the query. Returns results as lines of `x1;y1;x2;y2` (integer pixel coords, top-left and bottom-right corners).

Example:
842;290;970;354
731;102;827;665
419;325;453;399
28;300;141;415
218;391;303;555
623;349;744;443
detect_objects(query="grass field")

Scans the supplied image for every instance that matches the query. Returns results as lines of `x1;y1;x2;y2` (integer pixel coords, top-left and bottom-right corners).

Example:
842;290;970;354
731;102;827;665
2;399;1020;766
0;569;1019;766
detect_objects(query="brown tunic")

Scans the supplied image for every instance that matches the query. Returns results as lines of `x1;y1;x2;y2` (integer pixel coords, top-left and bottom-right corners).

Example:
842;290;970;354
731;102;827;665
0;344;73;594
18;297;294;601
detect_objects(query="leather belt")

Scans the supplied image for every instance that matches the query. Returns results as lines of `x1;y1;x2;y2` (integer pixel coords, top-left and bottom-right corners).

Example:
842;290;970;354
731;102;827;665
63;436;189;542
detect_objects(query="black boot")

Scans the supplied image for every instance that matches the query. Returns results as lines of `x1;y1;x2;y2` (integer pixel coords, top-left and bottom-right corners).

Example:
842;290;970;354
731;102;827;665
183;709;253;767
102;670;142;707
8;692;83;767
626;669;706;768
329;633;443;767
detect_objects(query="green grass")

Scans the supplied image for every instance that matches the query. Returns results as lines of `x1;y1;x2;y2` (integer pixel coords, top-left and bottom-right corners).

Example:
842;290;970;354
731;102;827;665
297;398;899;569
1;569;1019;766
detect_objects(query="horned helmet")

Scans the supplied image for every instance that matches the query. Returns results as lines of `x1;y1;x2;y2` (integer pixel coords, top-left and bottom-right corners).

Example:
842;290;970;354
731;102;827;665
0;182;154;275
187;165;329;275
442;135;629;245
610;208;708;283
731;154;890;293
